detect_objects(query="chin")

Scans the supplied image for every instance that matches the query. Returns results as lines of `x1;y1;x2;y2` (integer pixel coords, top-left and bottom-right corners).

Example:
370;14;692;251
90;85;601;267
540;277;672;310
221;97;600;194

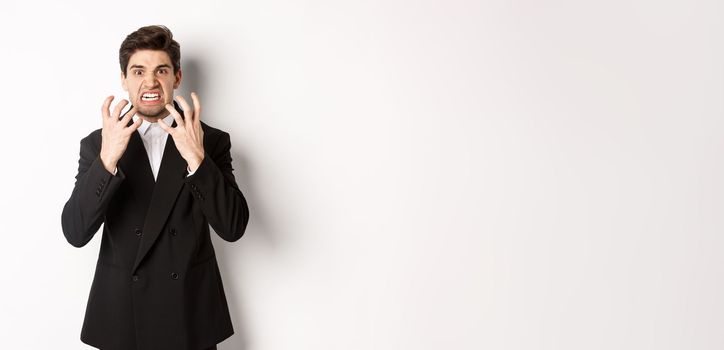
138;106;167;119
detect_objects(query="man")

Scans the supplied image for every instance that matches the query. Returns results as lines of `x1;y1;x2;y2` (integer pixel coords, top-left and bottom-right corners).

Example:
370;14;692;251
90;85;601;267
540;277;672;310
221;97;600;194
61;25;249;350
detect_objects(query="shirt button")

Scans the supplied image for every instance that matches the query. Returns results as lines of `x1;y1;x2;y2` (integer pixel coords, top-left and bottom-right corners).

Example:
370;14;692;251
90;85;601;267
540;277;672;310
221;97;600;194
132;275;139;282
135;228;142;236
170;272;179;280
169;228;177;236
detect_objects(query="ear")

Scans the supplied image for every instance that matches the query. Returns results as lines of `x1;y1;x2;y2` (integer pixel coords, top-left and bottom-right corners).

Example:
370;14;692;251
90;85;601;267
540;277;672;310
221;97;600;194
121;71;128;92
173;69;182;89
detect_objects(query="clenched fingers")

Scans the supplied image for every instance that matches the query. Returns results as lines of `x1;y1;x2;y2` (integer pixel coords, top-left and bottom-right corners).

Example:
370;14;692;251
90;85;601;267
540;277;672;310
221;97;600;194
175;95;194;123
190;92;201;125
165;103;185;129
119;106;137;127
112;99;129;120
101;95;114;120
127;114;143;133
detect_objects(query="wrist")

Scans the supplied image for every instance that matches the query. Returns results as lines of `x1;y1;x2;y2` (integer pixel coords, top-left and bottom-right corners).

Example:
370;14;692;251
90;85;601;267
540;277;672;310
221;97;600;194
187;152;205;172
100;154;117;173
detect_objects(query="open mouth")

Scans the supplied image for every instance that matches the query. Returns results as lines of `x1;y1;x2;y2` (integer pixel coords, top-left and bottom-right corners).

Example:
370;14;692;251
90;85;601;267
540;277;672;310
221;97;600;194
141;91;162;103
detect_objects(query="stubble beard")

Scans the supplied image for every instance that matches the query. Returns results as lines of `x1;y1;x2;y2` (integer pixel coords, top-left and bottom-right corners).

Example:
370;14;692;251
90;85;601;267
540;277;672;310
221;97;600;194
137;104;168;120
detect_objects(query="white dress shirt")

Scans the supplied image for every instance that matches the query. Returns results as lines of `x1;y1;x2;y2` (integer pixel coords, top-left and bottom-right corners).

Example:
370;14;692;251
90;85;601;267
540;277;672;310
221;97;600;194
138;114;173;181
110;114;196;180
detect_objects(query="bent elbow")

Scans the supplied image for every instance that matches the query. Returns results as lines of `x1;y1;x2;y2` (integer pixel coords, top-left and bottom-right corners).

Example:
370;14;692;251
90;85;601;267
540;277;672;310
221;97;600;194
61;220;91;248
65;234;90;248
61;221;92;248
219;220;248;242
224;231;244;242
217;206;249;242
61;203;94;248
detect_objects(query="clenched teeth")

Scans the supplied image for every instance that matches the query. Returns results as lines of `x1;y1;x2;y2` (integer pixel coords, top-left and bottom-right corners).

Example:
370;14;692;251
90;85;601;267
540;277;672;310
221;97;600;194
141;93;160;101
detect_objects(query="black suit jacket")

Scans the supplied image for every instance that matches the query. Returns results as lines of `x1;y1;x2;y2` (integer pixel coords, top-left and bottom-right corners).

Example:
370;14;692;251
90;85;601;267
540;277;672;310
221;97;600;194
61;104;250;350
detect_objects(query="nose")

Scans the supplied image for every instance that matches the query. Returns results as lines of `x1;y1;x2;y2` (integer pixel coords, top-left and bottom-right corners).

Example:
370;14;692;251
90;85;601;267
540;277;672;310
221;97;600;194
142;72;157;87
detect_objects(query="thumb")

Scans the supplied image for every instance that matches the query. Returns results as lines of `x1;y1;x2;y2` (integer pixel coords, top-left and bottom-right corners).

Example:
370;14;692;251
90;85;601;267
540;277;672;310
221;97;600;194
157;119;173;134
128;116;143;131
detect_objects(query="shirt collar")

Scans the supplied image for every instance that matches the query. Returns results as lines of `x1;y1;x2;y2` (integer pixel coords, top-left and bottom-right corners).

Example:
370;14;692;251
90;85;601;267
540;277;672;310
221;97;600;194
136;114;175;135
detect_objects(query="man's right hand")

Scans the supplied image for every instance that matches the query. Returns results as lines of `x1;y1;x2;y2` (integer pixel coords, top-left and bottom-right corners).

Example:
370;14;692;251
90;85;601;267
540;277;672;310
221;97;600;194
99;96;143;174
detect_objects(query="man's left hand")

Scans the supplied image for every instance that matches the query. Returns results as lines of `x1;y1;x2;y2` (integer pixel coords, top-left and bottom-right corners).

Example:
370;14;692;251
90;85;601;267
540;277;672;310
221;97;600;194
159;92;205;172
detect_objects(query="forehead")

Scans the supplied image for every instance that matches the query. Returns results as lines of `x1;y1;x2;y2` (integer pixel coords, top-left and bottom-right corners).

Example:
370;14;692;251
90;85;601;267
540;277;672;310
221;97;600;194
128;49;172;67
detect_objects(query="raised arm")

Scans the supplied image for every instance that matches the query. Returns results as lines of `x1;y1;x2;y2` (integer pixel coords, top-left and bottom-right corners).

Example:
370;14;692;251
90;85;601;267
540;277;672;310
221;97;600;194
61;96;141;247
158;92;250;241
184;130;250;241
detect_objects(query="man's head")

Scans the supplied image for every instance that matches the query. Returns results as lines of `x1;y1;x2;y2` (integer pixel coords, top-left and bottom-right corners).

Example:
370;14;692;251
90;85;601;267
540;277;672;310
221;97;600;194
119;25;182;120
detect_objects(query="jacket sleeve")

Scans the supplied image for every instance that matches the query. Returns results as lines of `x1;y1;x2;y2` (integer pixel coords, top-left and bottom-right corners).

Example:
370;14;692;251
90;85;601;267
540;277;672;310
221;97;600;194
184;131;250;242
61;134;127;247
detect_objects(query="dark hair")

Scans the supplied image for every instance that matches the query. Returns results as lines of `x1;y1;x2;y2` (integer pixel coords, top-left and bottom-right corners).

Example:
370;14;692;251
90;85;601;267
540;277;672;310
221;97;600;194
119;25;181;76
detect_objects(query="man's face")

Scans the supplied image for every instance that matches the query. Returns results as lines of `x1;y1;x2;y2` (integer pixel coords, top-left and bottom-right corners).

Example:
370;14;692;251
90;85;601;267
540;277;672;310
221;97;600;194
121;49;182;119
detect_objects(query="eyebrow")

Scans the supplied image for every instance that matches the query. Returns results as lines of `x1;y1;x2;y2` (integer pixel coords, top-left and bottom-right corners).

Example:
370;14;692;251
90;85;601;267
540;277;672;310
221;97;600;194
129;64;172;70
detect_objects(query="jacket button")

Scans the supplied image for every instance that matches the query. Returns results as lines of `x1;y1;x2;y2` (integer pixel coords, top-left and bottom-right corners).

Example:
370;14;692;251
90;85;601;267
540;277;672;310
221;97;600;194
132;275;139;282
170;272;179;280
169;228;177;236
135;228;142;236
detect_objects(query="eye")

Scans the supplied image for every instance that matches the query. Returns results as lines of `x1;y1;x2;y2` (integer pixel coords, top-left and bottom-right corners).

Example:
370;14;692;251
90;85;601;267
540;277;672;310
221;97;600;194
133;70;143;76
157;68;168;74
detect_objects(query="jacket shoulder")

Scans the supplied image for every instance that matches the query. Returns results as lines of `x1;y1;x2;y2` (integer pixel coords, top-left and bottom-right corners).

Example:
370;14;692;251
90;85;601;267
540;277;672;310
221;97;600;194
200;121;229;139
79;128;103;150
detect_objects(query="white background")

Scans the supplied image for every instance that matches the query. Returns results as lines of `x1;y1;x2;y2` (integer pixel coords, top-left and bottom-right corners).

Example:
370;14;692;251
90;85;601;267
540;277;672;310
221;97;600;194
1;0;723;349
